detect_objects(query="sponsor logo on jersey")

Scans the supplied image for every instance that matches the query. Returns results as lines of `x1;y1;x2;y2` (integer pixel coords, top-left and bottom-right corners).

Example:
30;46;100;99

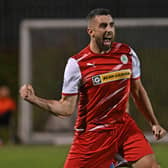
92;69;131;85
120;54;128;64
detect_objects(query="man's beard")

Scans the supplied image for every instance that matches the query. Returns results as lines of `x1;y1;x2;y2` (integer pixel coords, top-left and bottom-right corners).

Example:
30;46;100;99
95;37;112;52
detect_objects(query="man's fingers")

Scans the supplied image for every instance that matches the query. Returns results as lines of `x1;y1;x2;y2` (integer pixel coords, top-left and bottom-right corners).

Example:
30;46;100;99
153;129;160;140
154;131;161;140
159;129;167;139
152;125;167;140
27;84;32;89
19;84;33;99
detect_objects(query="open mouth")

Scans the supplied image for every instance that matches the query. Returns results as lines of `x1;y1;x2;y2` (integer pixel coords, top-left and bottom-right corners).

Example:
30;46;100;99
103;37;112;45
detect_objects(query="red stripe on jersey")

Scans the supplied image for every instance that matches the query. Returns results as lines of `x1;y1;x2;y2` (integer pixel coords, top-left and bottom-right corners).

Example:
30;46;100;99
62;93;78;96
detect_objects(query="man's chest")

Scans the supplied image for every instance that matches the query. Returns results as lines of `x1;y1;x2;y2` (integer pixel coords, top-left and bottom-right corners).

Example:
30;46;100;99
78;53;132;87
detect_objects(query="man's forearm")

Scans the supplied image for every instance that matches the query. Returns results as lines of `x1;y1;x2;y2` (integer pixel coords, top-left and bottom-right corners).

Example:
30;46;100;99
132;86;159;126
27;96;74;117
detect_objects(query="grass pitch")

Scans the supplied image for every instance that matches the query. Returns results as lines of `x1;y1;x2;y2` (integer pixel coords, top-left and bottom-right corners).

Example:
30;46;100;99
0;144;167;168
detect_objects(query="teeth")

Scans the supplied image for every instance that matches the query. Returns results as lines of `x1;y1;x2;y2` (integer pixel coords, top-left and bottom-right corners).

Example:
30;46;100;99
104;39;111;41
103;39;111;45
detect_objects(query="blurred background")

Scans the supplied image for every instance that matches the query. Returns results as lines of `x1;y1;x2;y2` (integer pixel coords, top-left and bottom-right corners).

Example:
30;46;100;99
0;0;168;145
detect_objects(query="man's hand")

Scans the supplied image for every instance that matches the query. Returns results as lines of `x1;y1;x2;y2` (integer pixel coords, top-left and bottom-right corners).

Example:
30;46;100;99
19;84;35;102
152;125;167;140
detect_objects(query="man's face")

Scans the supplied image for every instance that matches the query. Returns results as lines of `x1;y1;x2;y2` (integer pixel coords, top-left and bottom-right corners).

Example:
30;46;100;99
88;15;115;52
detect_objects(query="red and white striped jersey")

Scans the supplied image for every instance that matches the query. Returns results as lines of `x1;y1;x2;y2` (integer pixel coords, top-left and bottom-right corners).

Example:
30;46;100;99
62;42;140;131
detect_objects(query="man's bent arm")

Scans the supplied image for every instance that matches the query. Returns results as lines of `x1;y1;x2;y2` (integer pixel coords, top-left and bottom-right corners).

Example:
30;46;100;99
19;84;78;117
130;79;158;126
130;79;167;139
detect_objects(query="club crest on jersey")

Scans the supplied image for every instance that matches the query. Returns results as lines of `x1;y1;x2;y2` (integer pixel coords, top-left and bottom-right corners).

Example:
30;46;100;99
120;54;128;64
92;69;131;86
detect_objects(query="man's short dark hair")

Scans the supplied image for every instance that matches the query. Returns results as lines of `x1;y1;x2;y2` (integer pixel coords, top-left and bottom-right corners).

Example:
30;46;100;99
87;8;112;20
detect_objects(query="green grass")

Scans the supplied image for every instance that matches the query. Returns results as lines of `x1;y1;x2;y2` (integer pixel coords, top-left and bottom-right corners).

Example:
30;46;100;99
0;144;167;168
152;144;168;167
0;145;70;168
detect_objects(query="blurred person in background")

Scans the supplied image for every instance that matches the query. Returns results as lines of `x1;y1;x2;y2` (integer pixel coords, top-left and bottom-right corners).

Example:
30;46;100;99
20;8;167;168
0;84;16;144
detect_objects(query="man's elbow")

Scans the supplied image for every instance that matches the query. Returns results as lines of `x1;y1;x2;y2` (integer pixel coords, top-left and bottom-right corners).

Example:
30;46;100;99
49;109;73;117
62;102;76;116
60;105;75;116
61;110;74;117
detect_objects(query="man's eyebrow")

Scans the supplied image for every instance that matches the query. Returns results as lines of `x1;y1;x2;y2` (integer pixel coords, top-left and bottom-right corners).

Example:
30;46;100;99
99;21;115;26
110;21;115;25
100;21;114;24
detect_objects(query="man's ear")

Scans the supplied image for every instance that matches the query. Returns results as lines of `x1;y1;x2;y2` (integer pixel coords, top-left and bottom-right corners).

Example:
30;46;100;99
87;28;94;37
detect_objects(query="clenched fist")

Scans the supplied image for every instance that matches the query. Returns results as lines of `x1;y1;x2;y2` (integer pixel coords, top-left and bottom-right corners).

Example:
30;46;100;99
152;125;167;140
19;84;35;102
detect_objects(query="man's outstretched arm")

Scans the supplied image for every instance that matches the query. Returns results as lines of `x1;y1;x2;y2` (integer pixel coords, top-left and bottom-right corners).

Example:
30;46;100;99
19;84;78;117
130;79;167;140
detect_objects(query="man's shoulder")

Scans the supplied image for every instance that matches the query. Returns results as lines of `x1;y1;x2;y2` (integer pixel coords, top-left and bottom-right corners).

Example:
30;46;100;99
112;42;131;53
71;46;90;61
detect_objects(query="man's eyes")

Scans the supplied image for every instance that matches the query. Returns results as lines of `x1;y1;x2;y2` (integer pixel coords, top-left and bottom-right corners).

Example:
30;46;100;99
99;23;114;28
100;23;108;28
110;22;115;27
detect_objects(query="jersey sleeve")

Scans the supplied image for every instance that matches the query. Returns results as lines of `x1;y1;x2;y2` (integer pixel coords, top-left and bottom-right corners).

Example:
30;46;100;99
62;58;81;95
130;48;141;79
